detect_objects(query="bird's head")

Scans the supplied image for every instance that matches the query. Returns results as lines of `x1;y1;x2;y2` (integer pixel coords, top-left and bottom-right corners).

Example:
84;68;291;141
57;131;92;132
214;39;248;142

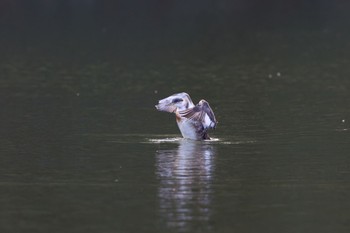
155;92;195;113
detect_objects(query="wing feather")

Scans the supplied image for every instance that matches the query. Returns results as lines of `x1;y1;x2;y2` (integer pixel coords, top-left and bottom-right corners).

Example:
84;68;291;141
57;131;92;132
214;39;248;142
200;100;217;125
179;106;202;119
179;99;217;129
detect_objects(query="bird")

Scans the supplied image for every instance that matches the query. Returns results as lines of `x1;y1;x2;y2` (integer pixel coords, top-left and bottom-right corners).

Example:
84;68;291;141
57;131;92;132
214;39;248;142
155;92;217;140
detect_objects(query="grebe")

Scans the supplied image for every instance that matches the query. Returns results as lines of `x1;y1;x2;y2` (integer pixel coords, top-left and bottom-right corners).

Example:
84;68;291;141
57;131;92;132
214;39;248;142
155;92;217;140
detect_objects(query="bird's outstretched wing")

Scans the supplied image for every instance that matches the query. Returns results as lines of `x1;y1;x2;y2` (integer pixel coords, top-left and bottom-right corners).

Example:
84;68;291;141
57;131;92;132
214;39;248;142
179;99;217;129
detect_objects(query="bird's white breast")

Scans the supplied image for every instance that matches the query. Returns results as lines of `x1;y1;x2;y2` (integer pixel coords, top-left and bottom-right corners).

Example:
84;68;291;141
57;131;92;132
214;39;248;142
177;119;199;140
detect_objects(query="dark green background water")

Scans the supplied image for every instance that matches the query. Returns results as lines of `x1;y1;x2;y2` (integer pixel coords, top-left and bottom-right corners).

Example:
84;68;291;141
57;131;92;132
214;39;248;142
1;1;350;232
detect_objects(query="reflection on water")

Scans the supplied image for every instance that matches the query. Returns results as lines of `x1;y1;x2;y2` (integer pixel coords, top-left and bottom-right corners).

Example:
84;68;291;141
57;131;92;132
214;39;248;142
155;140;215;232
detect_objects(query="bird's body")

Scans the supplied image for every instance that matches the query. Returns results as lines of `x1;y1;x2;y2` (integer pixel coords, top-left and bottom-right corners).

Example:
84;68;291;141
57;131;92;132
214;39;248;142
155;92;217;140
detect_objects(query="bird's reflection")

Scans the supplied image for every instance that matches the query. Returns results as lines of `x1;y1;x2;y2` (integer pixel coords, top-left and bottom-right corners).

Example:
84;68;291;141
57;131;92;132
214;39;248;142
155;140;216;231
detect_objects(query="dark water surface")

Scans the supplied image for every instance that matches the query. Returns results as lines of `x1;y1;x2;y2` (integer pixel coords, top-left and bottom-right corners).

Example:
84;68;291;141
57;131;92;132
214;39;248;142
1;1;350;233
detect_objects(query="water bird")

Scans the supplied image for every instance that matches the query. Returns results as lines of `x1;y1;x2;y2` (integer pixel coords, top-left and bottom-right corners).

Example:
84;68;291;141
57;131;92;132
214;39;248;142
155;92;217;140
